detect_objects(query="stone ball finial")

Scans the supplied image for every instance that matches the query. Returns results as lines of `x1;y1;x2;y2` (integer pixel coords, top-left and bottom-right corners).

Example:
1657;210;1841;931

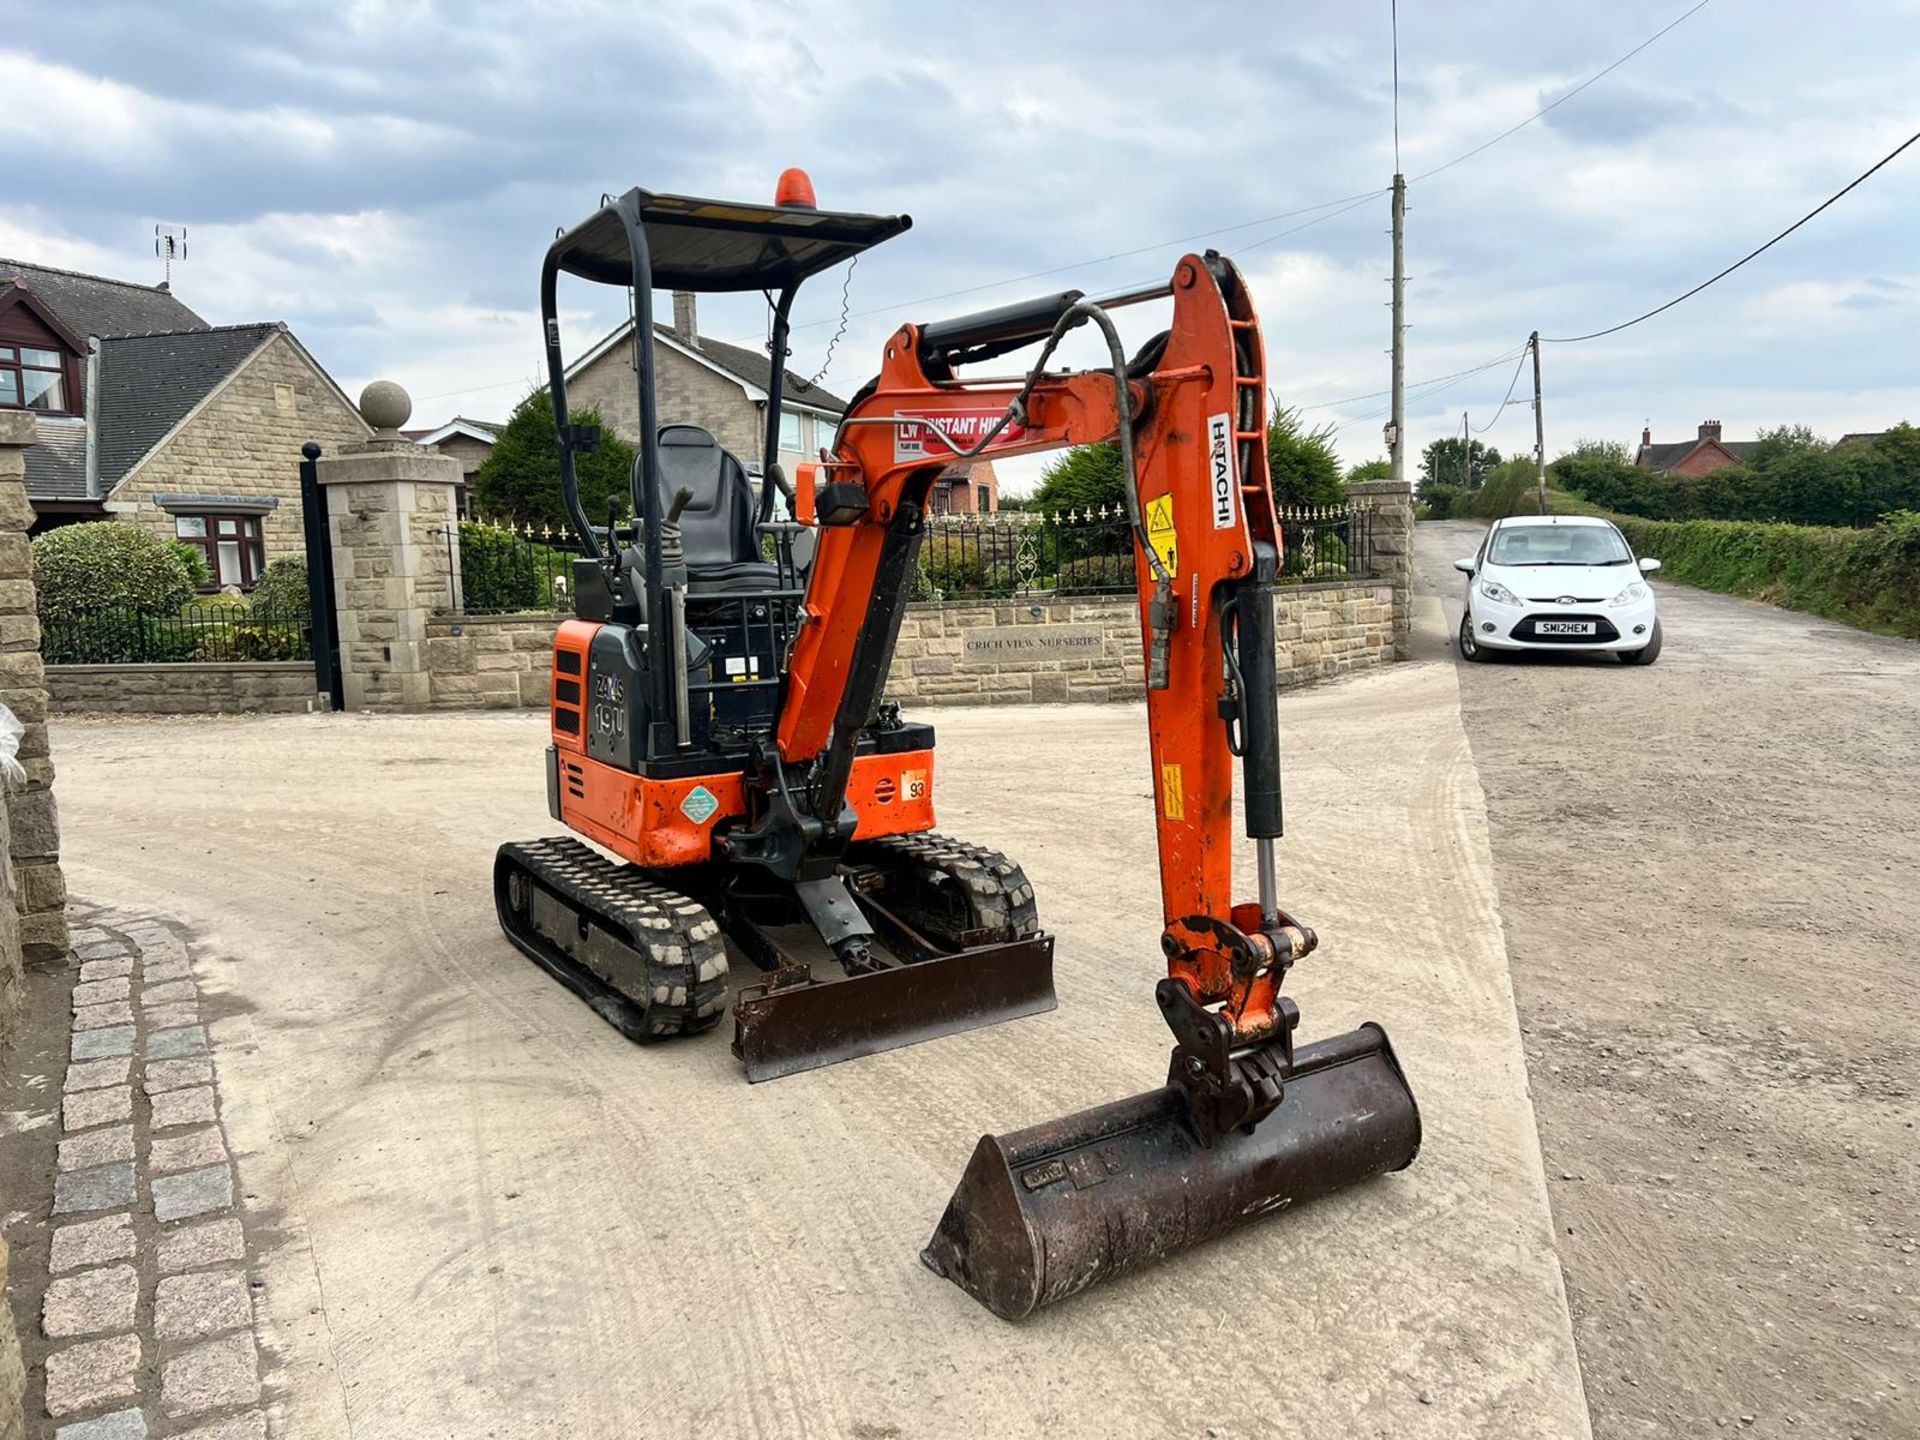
358;380;412;436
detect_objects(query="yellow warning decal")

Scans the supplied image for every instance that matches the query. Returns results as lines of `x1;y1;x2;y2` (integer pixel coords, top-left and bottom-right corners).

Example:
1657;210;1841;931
1145;494;1179;577
1161;762;1185;821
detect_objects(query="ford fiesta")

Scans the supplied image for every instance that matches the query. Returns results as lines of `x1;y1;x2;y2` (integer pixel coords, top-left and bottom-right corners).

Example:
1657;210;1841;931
1453;515;1664;664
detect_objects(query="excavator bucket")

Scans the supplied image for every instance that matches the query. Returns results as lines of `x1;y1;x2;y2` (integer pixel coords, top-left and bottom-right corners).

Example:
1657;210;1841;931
733;936;1056;1082
921;1022;1420;1319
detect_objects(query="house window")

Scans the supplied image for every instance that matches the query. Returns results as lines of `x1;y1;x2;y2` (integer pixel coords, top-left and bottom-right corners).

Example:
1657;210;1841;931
977;484;991;512
778;410;802;452
814;416;837;452
0;345;67;412
175;514;267;590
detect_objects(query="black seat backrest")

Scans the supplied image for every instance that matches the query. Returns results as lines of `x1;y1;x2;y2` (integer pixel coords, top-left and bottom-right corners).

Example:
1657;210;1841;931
655;424;756;570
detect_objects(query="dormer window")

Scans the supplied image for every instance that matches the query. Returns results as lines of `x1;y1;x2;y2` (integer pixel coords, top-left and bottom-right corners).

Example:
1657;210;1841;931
0;344;68;411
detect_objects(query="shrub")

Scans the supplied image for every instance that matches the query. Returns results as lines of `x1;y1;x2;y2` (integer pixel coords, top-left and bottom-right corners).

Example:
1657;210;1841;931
459;522;573;613
32;523;199;622
1418;483;1464;520
248;556;311;621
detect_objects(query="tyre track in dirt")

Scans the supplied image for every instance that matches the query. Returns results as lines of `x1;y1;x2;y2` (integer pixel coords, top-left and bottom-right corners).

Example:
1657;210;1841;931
1417;520;1920;1440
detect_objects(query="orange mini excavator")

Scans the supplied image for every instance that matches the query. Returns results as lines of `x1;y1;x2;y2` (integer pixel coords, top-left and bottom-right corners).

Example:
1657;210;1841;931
497;172;1420;1316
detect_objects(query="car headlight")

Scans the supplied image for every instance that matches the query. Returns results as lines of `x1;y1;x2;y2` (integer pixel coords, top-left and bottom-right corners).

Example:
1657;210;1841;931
1477;579;1517;606
1610;582;1648;607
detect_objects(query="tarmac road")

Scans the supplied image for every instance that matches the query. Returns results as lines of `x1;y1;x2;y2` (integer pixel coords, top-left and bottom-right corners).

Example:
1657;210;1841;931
1418;520;1920;1439
51;655;1588;1437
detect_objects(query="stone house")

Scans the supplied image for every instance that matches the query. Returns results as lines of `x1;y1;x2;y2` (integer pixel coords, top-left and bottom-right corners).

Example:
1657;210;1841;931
567;290;847;480
403;416;501;515
1;258;368;589
1634;420;1757;476
565;290;999;515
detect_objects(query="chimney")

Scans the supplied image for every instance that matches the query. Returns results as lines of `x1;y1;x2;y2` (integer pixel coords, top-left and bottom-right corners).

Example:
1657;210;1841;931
672;291;699;348
1641;426;1651;446
1699;419;1722;443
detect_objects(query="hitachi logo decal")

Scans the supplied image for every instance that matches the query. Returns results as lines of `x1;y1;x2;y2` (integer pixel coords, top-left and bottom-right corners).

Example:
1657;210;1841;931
1208;412;1236;530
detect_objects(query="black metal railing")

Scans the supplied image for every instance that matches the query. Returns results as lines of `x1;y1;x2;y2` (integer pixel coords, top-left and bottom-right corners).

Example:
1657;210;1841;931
1276;504;1375;583
42;602;312;665
907;502;1377;601
454;519;584;614
442;503;1379;612
911;508;1136;600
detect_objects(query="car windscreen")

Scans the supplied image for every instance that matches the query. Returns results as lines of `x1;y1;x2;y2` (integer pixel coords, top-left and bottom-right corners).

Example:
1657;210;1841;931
1489;526;1632;566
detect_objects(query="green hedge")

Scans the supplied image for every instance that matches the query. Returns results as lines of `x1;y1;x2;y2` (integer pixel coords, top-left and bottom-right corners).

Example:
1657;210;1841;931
1606;509;1920;638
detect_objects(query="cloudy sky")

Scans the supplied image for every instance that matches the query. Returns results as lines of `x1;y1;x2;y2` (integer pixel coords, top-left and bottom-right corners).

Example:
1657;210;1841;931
6;0;1918;490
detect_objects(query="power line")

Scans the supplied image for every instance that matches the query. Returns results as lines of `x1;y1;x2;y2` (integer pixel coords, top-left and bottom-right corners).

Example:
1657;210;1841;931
1299;348;1526;411
1410;0;1715;184
1472;346;1531;432
1542;125;1920;344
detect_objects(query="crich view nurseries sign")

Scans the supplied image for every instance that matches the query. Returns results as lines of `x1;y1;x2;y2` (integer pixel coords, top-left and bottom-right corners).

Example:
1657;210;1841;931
960;624;1108;664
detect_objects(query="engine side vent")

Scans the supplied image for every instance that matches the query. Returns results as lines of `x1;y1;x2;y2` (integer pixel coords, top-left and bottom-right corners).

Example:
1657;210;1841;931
873;776;897;805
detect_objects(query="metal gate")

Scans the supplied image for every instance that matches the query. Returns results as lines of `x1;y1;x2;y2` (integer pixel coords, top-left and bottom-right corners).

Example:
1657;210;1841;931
299;441;344;710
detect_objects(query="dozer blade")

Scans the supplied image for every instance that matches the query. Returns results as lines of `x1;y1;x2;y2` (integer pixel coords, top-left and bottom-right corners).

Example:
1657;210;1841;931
920;1022;1420;1319
733;936;1055;1083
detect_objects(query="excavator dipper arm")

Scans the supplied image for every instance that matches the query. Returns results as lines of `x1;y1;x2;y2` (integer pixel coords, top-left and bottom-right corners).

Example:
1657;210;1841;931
858;254;1426;1318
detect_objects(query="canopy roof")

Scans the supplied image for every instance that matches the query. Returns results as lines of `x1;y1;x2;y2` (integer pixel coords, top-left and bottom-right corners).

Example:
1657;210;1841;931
553;188;912;293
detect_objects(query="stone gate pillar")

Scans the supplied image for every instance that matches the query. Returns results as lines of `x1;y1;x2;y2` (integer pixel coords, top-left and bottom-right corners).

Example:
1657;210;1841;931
0;410;68;980
1347;479;1415;658
315;382;463;711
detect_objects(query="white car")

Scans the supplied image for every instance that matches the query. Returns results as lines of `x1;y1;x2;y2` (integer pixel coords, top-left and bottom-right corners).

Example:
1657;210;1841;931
1453;515;1663;665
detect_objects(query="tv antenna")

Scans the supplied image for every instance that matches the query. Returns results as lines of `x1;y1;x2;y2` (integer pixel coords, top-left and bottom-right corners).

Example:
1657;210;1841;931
155;224;188;287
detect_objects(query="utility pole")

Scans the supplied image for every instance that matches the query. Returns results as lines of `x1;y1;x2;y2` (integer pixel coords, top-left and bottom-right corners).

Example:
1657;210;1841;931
1388;174;1406;487
1459;411;1470;491
1530;330;1546;514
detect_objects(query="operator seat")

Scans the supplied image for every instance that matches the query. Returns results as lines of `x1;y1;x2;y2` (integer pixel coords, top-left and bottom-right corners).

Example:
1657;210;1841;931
655;423;781;593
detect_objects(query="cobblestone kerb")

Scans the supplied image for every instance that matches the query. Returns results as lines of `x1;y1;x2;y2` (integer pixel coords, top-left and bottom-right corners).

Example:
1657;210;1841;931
35;910;268;1438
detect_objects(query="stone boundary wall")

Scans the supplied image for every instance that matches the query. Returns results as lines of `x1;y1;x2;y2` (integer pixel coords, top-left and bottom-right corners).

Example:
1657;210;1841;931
48;664;320;717
890;581;1395;705
419;580;1396;711
424;615;558;709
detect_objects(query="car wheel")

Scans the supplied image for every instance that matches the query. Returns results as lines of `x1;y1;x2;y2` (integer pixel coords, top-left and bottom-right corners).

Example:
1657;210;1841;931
1620;619;1662;665
1459;610;1493;663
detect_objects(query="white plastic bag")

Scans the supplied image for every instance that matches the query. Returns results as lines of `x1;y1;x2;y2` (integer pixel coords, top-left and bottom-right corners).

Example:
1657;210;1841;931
0;703;25;786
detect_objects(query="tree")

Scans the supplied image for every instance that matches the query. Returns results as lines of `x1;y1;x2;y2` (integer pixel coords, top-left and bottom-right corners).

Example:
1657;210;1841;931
1031;442;1124;514
1747;424;1825;471
1266;406;1344;509
1345;458;1393;483
1561;437;1631;467
1420;436;1500;493
472;391;636;529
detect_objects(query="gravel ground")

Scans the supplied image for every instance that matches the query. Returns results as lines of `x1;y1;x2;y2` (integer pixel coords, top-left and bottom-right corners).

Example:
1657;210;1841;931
46;665;1588;1439
1417;520;1920;1440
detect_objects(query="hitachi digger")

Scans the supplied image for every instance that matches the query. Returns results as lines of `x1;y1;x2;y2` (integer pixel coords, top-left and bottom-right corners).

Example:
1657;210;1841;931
496;170;1421;1318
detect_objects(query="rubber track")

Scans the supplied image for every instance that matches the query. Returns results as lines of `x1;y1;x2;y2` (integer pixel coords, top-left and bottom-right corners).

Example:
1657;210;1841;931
852;832;1041;942
501;836;729;1037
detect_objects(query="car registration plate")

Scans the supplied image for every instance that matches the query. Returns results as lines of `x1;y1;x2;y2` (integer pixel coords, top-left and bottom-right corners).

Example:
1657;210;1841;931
1535;620;1595;637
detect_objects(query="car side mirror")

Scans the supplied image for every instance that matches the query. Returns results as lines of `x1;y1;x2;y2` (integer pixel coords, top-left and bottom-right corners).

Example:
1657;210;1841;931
1638;557;1661;573
1452;557;1476;575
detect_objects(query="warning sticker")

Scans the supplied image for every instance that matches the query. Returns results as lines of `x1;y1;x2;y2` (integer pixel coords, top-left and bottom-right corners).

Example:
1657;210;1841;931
1160;762;1185;821
680;785;720;825
1144;494;1178;578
